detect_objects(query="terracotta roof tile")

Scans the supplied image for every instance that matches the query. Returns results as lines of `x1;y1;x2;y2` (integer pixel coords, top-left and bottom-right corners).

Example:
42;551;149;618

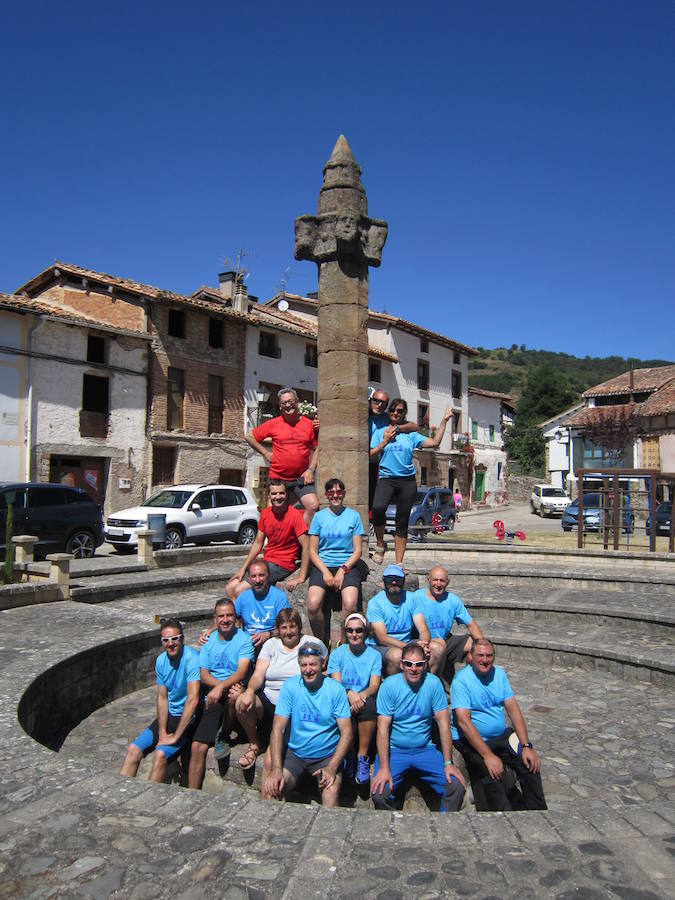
639;377;675;416
566;403;641;428
583;365;675;398
468;387;515;403
0;291;151;339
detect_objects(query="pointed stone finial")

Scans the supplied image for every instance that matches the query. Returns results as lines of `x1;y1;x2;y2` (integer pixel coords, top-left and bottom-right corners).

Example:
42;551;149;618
319;134;366;215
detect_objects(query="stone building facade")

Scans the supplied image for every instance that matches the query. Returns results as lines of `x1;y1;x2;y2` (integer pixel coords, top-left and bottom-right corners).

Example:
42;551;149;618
467;387;514;506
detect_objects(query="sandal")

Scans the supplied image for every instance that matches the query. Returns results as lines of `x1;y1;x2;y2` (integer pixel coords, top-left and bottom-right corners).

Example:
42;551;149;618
238;744;260;770
372;546;386;565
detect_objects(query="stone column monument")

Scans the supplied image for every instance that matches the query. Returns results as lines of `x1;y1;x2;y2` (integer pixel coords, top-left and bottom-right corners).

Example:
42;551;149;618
295;135;388;530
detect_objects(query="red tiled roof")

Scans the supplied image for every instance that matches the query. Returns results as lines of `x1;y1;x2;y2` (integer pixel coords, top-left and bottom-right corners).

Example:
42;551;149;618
17;262;255;323
0;291;151;339
468;387;515;404
583;365;675;398
639;377;675;416
566;403;641;428
264;292;478;356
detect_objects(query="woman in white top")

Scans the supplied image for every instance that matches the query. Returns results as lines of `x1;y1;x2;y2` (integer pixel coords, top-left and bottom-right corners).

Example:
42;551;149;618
234;607;327;769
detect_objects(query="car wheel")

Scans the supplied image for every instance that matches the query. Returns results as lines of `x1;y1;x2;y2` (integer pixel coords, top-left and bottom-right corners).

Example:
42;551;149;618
164;527;184;550
66;530;96;558
237;522;258;545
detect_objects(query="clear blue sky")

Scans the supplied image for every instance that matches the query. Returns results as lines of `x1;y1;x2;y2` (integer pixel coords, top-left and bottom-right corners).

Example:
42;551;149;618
2;1;673;360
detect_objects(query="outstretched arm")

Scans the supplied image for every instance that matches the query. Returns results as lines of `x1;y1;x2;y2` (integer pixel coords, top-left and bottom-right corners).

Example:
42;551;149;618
421;406;452;449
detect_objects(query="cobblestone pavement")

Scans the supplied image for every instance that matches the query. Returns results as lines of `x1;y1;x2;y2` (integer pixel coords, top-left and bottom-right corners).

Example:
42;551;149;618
2;557;675;898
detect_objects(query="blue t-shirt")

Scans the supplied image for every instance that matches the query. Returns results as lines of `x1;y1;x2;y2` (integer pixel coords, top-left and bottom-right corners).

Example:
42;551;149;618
155;645;201;717
411;589;472;640
308;507;364;567
451;664;514;741
235;585;289;634
369;411;389;441
199;628;255;683
327;644;382;693
275;674;351;759
366;590;421;644
377;672;448;750
370;428;426;478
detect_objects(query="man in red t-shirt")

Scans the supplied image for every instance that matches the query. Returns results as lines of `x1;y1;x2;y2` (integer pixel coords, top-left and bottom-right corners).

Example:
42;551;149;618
245;387;319;526
225;480;310;600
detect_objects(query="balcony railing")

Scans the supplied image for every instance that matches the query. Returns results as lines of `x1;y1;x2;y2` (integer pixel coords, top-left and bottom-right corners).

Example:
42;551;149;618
258;343;281;359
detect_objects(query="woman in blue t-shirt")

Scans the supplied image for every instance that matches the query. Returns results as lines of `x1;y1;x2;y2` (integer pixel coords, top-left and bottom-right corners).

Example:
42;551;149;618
307;478;365;645
370;398;452;566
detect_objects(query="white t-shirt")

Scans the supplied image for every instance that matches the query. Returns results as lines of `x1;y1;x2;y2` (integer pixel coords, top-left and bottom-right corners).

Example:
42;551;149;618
258;634;328;704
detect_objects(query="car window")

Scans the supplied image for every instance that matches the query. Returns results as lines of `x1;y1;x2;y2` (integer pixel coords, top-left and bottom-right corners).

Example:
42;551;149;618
0;489;27;510
193;490;216;510
143;490;194;509
424;494;438;508
534;487;541;497
438;492;453;506
27;488;65;508
414;491;426;505
542;488;565;497
65;489;93;504
216;488;247;507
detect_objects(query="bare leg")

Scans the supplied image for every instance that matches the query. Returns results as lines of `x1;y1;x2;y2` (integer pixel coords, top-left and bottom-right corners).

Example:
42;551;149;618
340;587;359;642
320;774;343;808
120;743;143;778
357;719;376;759
235;694;262;746
373;524;386;558
148;749;169;784
428;638;447;675
307;585;328;643
299;492;319;528
384;647;402;676
188;741;209;790
394;535;407;565
225;578;252;601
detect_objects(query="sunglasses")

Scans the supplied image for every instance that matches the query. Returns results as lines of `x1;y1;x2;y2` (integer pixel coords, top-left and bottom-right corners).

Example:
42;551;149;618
383;576;404;585
299;648;323;657
161;635;182;645
371;397;387;405
345;627;365;634
326;489;345;496
402;659;426;669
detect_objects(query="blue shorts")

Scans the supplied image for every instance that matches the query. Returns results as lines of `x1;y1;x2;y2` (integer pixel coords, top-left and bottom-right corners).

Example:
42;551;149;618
372;744;464;813
132;714;188;761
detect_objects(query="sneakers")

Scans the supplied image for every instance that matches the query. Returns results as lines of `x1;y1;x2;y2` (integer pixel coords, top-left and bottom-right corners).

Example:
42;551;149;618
343;751;356;779
213;728;230;762
355;755;370;784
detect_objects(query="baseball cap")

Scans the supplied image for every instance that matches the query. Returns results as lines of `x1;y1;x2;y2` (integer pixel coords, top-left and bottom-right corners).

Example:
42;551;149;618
383;564;405;579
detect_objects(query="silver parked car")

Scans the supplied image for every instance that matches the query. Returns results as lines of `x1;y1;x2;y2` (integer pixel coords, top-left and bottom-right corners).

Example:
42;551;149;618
105;484;260;552
530;484;572;517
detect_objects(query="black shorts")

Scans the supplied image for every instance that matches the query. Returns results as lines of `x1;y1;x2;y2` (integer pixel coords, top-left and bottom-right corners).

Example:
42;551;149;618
444;634;470;668
284;478;318;502
283;748;337;782
351;695;377;722
308;565;362;592
243;561;296;585
191;700;225;745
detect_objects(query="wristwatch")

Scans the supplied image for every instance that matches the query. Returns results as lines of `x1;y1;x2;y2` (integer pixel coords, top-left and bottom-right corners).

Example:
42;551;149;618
522;742;533;749
341;564;351;574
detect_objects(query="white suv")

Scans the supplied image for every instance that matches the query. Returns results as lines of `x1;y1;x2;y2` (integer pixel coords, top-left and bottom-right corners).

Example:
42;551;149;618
105;484;260;552
530;484;571;517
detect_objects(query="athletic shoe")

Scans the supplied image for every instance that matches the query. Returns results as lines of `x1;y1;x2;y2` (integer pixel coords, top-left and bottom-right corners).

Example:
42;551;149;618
343;751;356;779
213;728;230;761
355;755;370;784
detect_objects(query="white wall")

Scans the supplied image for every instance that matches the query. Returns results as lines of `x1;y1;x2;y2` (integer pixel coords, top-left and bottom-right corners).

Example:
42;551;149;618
0;311;28;481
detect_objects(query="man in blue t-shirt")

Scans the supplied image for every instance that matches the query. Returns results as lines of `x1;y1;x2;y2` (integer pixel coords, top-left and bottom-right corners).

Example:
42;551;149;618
328;612;383;784
370;642;465;813
412;565;484;681
121;618;200;783
234;559;290;651
451;638;547;811
189;598;255;789
366;565;432;675
263;642;352;807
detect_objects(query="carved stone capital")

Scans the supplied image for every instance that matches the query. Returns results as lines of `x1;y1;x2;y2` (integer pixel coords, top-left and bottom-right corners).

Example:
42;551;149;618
294;213;388;267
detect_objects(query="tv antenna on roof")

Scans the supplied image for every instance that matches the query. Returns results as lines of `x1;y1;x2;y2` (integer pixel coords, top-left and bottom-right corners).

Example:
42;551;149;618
278;265;294;296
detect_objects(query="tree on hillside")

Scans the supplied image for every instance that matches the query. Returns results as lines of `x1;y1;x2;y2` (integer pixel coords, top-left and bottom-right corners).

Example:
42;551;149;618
504;365;578;476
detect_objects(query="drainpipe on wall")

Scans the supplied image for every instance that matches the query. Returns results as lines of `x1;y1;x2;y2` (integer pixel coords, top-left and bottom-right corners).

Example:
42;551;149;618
24;315;43;481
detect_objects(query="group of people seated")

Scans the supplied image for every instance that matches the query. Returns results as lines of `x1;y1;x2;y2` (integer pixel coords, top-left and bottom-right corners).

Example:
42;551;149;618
121;555;547;813
120;385;547;812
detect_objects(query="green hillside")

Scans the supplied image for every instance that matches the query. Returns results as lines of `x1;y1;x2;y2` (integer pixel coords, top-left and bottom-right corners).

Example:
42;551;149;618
468;347;674;405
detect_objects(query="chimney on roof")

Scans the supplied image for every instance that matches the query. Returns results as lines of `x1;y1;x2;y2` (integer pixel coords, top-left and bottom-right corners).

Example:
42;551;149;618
218;271;236;300
233;279;248;314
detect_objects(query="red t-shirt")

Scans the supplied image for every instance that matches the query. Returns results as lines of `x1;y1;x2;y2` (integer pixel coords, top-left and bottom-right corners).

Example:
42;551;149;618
259;505;308;571
252;415;317;481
